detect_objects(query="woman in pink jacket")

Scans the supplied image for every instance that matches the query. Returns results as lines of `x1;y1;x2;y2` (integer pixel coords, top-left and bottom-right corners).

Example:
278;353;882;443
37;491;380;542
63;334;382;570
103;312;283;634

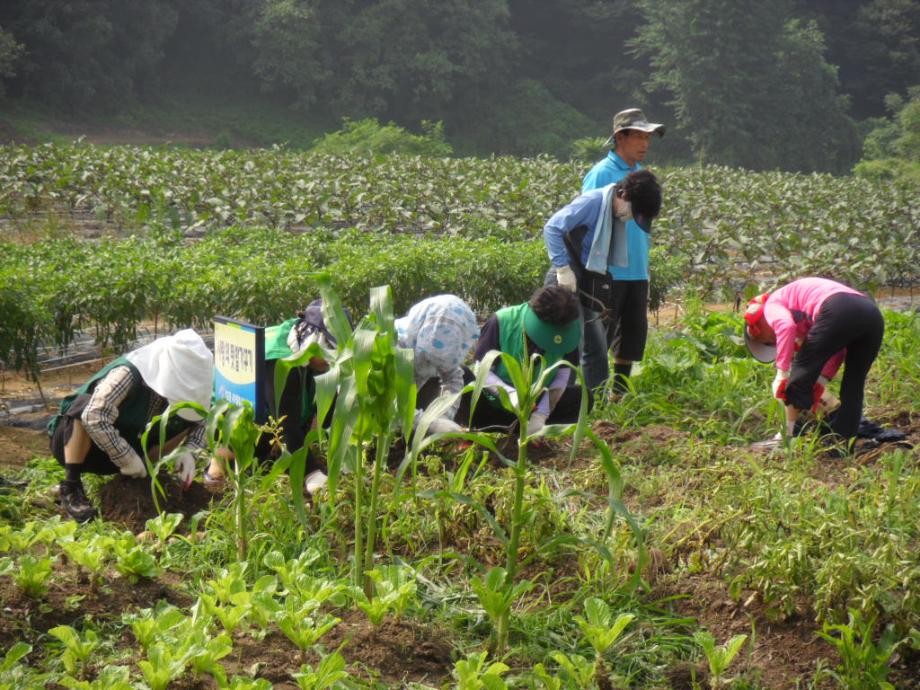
743;277;884;442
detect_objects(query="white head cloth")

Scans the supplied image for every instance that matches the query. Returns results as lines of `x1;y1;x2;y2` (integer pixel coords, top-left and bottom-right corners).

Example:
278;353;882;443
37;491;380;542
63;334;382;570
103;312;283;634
125;329;213;421
395;295;479;386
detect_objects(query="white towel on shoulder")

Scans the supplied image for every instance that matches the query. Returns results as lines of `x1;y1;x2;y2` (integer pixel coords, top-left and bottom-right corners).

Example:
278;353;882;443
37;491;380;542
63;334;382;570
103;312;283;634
584;184;628;273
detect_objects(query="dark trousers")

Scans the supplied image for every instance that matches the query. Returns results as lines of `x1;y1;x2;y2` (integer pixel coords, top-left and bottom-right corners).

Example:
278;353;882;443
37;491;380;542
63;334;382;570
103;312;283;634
261;361;322;473
785;293;884;439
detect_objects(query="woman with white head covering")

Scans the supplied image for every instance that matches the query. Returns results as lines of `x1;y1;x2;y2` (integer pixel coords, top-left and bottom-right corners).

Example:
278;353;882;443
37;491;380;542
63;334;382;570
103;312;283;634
395;294;480;433
48;329;213;522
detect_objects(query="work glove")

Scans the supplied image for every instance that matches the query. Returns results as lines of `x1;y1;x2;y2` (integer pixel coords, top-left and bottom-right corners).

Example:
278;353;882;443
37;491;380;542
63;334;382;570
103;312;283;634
526;412;548;438
113;450;147;479
304;470;328;496
814;375;839;413
173;451;196;490
771;370;789;400
555;265;577;293
427;416;464;435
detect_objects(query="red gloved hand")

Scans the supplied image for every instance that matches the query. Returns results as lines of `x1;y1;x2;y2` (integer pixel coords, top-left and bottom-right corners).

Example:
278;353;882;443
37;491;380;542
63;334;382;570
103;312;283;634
810;380;826;413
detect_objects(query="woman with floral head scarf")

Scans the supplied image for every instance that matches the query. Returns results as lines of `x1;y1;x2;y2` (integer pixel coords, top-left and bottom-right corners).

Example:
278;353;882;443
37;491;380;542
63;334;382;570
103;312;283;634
396;294;480;433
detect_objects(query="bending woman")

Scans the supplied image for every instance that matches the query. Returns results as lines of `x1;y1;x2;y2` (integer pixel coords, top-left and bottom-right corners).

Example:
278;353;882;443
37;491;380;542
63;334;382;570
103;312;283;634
743;276;884;443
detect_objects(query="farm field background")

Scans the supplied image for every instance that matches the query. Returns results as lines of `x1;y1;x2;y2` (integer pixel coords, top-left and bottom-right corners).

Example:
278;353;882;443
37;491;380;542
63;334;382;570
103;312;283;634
0;143;919;689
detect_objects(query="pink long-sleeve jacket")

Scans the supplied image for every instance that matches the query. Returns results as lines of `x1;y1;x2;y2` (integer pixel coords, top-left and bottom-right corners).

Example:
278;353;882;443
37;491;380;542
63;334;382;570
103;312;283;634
763;277;863;377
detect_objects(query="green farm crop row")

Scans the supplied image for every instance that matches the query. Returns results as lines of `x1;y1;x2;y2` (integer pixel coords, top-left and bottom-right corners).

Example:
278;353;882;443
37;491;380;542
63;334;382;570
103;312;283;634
1;143;918;374
2;143;918;293
0;228;550;375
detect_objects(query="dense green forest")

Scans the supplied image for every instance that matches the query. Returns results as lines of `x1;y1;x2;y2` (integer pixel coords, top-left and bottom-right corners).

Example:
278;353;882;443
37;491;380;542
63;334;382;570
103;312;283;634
0;0;918;172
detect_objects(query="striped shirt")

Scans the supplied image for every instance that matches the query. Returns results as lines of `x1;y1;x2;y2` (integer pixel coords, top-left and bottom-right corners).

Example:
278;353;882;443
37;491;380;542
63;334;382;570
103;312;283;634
81;365;206;465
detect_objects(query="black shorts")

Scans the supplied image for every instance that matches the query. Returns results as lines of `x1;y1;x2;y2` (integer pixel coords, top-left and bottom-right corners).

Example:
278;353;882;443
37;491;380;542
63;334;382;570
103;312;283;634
49;394;121;475
606;280;649;362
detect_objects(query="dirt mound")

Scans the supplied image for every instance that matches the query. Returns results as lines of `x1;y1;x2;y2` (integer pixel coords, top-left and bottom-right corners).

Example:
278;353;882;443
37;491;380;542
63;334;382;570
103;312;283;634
654;573;833;690
0;564;190;656
96;474;216;533
222;612;453;687
323;610;453;685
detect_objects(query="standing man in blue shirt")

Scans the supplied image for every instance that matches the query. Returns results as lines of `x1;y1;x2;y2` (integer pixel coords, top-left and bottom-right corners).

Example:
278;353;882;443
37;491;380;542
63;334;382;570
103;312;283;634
544;108;664;395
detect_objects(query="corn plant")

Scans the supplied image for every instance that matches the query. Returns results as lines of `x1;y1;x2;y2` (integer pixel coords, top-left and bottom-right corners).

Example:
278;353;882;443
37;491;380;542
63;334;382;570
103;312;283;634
693;631;748;688
14;555;54;598
575;598;634;684
452;651;510;690
292;650;350;690
351;564;417;625
815;609;897;690
309;276;415;598
47;625;99;680
407;346;589;655
199;399;261;561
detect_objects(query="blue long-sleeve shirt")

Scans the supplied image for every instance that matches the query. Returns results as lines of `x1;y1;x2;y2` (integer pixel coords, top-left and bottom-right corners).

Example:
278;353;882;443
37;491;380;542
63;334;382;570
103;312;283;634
580;151;650;281
543;189;606;269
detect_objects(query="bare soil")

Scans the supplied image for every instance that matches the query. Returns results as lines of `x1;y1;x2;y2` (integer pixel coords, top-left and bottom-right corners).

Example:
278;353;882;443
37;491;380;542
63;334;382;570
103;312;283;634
0;562;192;657
96;474;217;533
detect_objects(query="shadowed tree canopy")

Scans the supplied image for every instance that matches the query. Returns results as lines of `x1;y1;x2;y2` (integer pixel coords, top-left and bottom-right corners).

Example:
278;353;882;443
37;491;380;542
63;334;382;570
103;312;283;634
0;0;916;169
249;0;517;124
632;0;859;172
0;0;178;110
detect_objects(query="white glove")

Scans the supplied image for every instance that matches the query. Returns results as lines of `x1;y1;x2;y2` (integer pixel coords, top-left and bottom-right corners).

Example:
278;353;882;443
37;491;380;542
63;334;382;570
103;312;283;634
771;370;789;399
427;416;464;435
555;265;577;292
526;412;547;437
304;470;328;495
174;452;196;490
113;450;147;479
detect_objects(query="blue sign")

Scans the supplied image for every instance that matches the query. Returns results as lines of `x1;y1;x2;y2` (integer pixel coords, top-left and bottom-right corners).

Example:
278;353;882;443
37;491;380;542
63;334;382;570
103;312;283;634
213;317;266;422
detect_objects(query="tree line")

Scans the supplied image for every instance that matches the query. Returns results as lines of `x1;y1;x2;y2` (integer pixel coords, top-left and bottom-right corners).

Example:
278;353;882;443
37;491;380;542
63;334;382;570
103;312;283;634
0;0;917;173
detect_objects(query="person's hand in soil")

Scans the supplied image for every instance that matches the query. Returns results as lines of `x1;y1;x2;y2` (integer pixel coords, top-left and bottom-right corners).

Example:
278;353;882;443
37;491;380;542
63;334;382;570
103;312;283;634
174;451;196;490
113;450;147;479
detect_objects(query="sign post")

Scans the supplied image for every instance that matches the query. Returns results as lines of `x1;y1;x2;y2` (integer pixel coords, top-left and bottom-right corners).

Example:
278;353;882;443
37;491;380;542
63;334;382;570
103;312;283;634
213;317;266;423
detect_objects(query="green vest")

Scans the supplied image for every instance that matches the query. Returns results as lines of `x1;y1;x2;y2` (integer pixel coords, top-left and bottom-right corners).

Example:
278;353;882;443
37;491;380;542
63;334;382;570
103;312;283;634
494;304;564;386
47;356;190;451
264;318;315;426
264;318;298;361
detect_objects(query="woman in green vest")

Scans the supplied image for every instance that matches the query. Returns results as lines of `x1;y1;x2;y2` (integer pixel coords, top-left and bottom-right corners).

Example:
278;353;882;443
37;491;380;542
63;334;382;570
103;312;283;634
48;330;213;522
463;286;587;433
204;299;344;495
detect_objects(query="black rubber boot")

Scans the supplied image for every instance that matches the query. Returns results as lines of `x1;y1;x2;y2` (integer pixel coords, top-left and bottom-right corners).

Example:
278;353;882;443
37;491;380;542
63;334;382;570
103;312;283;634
59;480;97;523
